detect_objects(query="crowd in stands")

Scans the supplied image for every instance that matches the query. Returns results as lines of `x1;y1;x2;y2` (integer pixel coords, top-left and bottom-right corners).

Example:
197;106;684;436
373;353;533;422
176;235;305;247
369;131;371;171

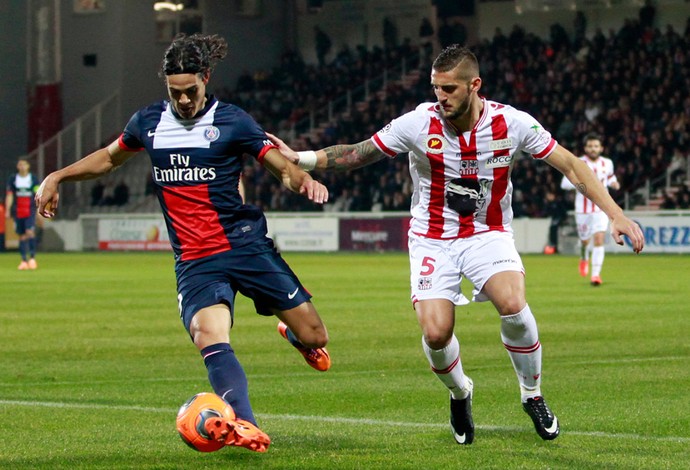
222;12;690;216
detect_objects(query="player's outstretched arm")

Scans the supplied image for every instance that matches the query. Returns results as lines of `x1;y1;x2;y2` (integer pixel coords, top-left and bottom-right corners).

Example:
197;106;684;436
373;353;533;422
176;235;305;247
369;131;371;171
35;140;138;218
546;144;644;253
262;148;328;204
266;133;386;172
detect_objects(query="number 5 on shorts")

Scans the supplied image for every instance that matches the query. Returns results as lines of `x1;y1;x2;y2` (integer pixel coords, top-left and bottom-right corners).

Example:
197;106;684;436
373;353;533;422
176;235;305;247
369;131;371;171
420;256;436;276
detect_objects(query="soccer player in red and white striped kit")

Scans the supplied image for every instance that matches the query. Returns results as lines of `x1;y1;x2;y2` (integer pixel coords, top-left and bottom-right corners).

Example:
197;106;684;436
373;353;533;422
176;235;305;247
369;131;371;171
270;45;645;444
561;133;621;286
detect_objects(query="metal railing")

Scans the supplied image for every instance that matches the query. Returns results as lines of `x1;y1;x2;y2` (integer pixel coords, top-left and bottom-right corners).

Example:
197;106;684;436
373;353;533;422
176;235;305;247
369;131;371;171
622;157;690;210
19;90;122;218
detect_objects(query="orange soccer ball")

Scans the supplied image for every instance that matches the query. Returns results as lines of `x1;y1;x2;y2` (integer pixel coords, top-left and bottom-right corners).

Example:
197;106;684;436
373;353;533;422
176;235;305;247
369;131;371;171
176;392;235;452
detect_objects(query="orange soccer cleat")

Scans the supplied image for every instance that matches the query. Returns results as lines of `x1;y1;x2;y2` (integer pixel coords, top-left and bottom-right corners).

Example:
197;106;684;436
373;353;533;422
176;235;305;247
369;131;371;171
18;261;29;270
579;259;589;277
590;275;602;286
28;258;38;270
204;417;271;453
278;321;331;371
543;245;556;255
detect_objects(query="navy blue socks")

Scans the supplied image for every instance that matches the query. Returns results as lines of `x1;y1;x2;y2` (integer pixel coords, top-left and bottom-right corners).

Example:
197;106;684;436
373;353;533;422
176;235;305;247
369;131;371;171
201;342;256;425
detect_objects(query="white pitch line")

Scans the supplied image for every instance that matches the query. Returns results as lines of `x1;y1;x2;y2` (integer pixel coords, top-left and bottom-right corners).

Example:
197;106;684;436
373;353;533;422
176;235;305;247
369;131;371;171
1;399;688;444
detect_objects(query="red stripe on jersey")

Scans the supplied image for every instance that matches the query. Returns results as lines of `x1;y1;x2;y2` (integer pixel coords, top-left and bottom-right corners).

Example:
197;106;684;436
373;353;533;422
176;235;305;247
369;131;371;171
533;138;556;159
162;184;231;261
372;133;397;157
257;144;278;164
425;117;448;238
117;133;144;152
457;129;477;238
16;197;32;218
486;115;509;230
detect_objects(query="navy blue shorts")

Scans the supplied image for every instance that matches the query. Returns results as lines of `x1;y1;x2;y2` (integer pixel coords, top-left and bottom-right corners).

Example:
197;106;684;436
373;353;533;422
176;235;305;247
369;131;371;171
175;239;312;332
14;215;36;235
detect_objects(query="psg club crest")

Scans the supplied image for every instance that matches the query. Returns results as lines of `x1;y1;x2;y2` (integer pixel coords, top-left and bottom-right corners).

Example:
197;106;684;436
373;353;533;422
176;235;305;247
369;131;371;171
204;126;220;142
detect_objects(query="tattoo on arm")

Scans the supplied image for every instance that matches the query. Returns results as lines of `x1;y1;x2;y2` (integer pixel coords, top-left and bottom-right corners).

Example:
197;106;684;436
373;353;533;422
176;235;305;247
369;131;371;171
576;183;587;196
323;140;386;171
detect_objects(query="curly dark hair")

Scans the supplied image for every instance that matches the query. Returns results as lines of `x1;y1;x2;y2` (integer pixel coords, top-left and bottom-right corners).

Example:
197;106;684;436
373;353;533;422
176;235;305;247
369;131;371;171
159;33;228;78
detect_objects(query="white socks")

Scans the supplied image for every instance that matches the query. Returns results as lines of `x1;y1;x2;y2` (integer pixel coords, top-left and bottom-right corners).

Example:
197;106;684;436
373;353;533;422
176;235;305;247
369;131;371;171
423;305;545;403
501;305;542;401
591;246;605;277
422;335;470;400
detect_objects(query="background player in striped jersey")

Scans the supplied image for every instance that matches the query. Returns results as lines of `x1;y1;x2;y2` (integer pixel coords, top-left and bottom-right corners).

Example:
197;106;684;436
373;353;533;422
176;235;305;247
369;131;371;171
35;34;332;453
6;158;41;270
561;133;621;286
270;45;644;445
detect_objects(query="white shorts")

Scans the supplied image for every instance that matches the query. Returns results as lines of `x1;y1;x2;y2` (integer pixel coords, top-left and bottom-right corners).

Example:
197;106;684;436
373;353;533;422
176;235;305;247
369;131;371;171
575;212;609;241
409;231;524;305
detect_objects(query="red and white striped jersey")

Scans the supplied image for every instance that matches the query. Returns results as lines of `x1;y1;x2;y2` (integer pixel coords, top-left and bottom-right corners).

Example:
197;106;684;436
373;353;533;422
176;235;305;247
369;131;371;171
371;99;557;239
560;156;617;214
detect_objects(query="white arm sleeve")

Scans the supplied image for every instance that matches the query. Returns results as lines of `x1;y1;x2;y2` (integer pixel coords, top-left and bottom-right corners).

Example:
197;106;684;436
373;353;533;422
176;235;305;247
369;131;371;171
560;175;576;190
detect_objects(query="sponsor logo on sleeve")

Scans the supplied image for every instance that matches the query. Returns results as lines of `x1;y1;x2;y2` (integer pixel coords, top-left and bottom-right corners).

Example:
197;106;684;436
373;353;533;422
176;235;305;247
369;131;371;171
537;130;552;146
531;123;551;146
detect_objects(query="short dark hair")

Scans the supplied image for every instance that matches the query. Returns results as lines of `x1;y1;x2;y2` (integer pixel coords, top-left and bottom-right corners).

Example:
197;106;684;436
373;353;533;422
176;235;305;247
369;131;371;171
159;33;228;78
432;45;479;79
583;133;603;146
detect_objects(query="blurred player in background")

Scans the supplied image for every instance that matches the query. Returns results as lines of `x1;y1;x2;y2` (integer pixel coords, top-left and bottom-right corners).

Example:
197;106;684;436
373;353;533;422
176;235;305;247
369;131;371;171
35;33;332;453
561;133;620;286
270;45;644;445
6;158;40;270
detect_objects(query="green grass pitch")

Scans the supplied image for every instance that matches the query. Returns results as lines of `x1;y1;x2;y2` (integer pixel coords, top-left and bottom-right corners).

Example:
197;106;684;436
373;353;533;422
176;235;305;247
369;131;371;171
1;251;688;469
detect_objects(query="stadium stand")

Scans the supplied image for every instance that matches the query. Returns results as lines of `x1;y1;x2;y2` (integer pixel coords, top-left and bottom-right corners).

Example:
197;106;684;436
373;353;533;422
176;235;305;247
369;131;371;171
75;15;690;218
214;14;690;217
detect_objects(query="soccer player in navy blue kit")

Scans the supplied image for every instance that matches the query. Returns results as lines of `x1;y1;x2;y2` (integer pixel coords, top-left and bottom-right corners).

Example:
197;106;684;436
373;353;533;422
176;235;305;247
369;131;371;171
36;34;331;453
6;158;40;270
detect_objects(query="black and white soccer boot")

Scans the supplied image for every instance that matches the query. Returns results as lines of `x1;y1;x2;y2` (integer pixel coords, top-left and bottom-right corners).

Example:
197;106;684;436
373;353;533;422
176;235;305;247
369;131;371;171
522;396;560;440
449;377;474;445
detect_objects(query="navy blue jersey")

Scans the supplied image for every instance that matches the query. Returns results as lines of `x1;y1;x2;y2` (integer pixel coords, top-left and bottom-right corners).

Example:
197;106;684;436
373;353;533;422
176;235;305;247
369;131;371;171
6;173;40;219
118;95;277;261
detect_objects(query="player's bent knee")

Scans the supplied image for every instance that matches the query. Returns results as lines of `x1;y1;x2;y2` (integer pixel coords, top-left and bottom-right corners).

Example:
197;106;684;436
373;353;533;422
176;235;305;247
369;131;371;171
296;325;328;349
189;305;231;349
423;329;453;350
496;300;526;316
276;303;328;348
192;330;231;351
